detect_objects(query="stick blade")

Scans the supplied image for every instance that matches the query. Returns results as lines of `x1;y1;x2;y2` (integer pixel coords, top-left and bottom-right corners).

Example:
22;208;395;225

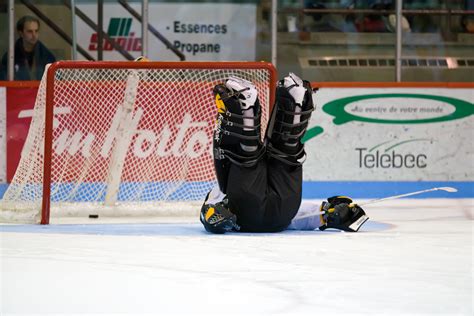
437;187;458;193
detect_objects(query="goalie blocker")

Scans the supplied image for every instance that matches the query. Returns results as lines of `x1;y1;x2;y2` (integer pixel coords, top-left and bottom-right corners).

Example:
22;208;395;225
200;74;369;234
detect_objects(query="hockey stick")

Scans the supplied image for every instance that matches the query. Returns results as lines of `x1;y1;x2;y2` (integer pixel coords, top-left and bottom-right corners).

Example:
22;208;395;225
310;186;458;216
298;187;458;219
354;186;458;207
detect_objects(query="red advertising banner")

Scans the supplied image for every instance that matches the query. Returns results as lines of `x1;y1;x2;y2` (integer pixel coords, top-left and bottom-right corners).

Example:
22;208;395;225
6;87;37;182
47;81;216;183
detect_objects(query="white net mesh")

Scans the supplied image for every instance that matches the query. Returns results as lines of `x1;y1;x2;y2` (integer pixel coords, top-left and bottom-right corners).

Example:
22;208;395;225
0;62;275;223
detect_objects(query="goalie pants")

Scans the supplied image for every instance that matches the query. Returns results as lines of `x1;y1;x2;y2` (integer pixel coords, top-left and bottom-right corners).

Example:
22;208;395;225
226;158;302;232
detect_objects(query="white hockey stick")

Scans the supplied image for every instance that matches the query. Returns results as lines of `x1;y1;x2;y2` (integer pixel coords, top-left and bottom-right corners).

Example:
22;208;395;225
298;187;458;219
355;186;458;207
310;186;458;216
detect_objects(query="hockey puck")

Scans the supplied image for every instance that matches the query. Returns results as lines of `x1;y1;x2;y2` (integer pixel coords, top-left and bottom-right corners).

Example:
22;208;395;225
88;214;99;219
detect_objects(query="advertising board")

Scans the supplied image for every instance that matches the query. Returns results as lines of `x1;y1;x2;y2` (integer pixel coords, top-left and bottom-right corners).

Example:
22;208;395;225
0;84;472;198
76;3;256;61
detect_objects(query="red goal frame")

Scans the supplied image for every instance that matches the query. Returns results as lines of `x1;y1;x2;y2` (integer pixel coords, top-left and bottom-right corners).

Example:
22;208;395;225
40;61;277;224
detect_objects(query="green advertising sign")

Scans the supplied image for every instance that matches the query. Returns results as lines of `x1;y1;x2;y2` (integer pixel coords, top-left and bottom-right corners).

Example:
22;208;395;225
323;93;473;125
303;93;474;143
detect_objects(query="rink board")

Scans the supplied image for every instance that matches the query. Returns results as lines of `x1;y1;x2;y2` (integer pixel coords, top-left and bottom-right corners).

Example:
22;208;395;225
1;83;473;203
0;181;472;201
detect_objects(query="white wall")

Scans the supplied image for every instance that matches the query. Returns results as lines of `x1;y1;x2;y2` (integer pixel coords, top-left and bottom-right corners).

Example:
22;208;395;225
304;88;474;181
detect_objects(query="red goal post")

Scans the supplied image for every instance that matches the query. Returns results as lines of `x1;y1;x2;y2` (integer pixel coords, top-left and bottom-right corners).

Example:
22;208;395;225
1;61;277;224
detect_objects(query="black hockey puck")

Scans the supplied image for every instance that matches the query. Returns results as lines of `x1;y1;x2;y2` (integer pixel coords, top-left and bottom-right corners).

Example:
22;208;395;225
89;214;99;219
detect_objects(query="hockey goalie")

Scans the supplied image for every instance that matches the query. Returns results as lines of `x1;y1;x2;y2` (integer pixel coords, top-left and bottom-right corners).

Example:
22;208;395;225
200;73;369;233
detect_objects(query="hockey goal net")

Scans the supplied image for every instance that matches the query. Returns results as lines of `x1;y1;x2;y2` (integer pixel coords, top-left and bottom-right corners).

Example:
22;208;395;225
0;61;277;224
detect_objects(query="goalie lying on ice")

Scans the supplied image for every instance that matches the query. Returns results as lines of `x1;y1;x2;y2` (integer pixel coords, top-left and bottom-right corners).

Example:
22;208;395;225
200;74;369;234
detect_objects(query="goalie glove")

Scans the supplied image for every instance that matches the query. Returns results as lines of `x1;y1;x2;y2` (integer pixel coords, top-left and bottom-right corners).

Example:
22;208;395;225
319;196;369;232
200;189;240;234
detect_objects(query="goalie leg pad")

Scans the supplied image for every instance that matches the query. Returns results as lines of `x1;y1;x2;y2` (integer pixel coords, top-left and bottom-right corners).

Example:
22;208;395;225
213;77;265;193
266;73;315;166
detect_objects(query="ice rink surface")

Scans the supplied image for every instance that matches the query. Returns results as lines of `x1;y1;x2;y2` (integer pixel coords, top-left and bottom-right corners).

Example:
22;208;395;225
1;198;473;316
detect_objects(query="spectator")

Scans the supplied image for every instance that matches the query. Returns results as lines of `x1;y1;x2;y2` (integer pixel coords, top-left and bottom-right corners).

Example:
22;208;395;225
404;0;440;33
0;15;56;81
355;0;393;32
303;1;357;32
462;0;474;33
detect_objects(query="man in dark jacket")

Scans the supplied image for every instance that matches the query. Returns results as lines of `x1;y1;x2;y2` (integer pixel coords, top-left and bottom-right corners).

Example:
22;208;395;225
0;15;56;80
